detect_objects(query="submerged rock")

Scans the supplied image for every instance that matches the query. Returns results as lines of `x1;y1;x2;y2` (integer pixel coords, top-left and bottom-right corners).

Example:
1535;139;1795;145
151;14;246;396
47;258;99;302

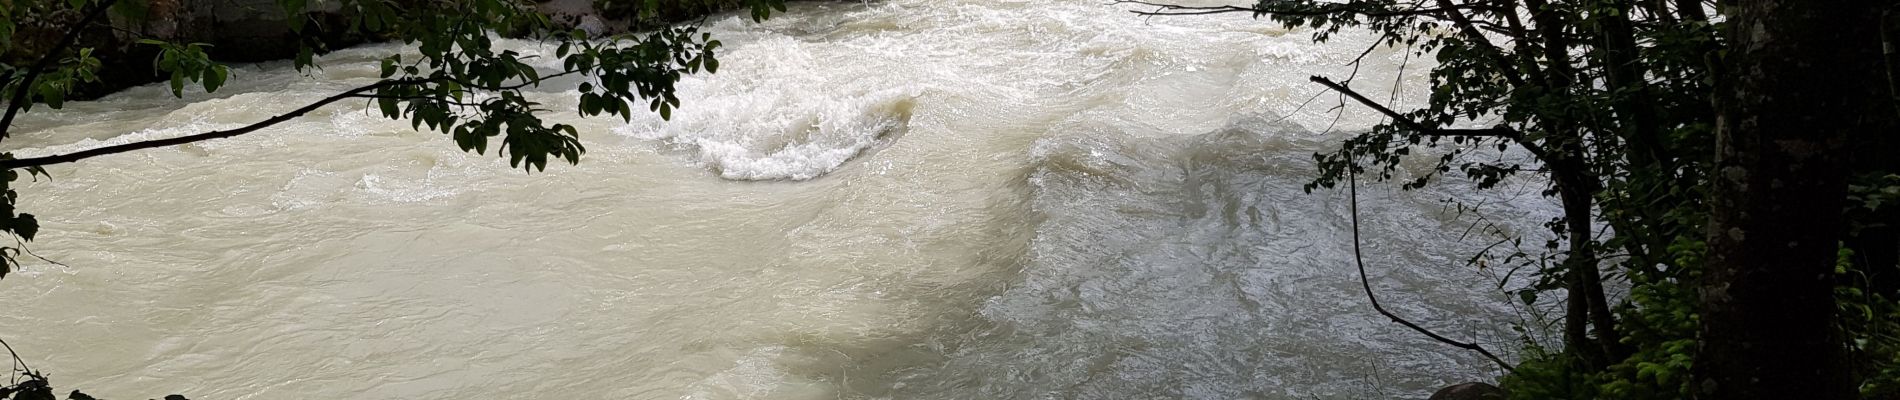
1428;382;1507;400
534;0;788;37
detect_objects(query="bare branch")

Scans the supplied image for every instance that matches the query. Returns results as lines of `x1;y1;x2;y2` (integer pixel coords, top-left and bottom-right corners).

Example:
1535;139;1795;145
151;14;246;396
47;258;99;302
447;70;584;92
1309;76;1519;137
0;336;29;379
0;62;597;170
0;79;429;170
1347;168;1515;372
1310;75;1559;168
347;94;484;108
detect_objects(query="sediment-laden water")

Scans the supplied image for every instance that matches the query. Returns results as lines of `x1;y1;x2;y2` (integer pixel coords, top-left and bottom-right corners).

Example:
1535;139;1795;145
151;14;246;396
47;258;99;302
1;0;1560;398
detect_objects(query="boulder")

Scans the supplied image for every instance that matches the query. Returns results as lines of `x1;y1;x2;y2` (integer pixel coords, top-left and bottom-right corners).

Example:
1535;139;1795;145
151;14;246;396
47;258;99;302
5;0;363;99
535;0;763;36
6;0;793;98
1428;382;1507;400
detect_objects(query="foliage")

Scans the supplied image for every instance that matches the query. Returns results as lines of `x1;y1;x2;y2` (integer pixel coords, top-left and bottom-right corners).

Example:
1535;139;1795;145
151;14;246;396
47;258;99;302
0;337;191;400
1844;177;1900;397
1136;0;1899;396
1;372;190;400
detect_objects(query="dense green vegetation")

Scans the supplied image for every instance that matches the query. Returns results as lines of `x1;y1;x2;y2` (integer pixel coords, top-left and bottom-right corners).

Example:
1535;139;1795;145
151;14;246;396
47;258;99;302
1134;0;1900;398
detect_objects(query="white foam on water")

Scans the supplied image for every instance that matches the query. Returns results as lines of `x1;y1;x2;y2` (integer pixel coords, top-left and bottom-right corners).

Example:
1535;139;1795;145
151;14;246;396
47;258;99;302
0;0;1563;398
611;37;924;181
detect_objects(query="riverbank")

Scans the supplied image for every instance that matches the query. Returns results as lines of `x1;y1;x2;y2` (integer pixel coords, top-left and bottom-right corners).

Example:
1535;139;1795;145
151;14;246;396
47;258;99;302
2;0;773;99
2;0;1539;397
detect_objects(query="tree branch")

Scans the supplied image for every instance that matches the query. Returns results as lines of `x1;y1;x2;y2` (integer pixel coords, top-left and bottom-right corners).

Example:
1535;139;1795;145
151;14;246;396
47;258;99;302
0;0;120;138
1310;75;1557;167
1309;76;1520;137
1433;0;1526;87
347;94;484;108
1115;2;1257;16
1499;0;1547;82
446;70;583;92
1347;167;1515;372
0;79;428;170
0;337;31;376
0;54;594;170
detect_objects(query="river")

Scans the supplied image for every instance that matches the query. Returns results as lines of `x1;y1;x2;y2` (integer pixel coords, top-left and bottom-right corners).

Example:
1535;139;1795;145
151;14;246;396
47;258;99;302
1;0;1561;398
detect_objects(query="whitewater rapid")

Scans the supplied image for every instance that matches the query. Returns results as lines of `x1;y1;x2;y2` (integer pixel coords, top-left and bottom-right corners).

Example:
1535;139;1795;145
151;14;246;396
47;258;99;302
0;0;1561;398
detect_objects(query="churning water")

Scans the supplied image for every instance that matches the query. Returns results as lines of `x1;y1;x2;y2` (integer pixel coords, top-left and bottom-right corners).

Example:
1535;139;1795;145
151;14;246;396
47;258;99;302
1;0;1562;398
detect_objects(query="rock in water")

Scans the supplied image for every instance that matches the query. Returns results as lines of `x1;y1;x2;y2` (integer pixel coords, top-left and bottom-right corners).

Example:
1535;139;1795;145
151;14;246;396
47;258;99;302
1428;382;1507;400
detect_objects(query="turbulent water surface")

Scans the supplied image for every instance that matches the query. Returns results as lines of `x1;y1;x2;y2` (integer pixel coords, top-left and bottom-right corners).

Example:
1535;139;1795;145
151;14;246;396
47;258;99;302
2;0;1561;398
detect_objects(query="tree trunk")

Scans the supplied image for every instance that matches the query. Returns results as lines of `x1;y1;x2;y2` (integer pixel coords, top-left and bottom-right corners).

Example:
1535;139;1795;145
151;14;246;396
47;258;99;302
1694;0;1885;398
1559;180;1623;364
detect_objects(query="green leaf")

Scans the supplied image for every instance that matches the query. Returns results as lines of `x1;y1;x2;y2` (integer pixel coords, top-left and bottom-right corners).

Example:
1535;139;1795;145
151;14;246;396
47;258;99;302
294;46;315;71
12;377;53;400
37;83;64;109
378;97;400;118
203;65;229;92
16;213;38;241
169;72;186;97
279;0;308;16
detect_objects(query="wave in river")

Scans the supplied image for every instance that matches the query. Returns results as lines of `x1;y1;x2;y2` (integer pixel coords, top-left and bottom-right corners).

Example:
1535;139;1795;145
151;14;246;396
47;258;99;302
0;0;1564;398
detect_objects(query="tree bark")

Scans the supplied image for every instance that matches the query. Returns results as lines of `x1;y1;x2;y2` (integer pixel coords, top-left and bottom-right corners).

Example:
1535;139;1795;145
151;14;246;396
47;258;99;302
1694;0;1885;398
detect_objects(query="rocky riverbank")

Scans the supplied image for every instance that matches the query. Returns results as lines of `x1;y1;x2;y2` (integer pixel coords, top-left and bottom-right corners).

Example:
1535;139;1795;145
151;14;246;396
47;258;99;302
3;0;761;99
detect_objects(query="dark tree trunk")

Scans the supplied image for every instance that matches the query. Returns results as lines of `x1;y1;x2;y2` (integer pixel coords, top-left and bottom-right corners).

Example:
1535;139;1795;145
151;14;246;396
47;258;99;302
1559;180;1623;364
1693;0;1885;398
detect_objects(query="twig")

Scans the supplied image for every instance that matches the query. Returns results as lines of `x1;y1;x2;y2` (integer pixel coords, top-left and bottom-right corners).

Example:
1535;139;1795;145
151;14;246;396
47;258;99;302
1310;75;1558;164
346;94;485;108
0;79;427;170
0;337;29;379
12;235;68;269
1267;89;1330;126
1347;167;1515;372
1388;35;1415;107
1321;95;1347;135
444;70;582;92
1311;76;1517;138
